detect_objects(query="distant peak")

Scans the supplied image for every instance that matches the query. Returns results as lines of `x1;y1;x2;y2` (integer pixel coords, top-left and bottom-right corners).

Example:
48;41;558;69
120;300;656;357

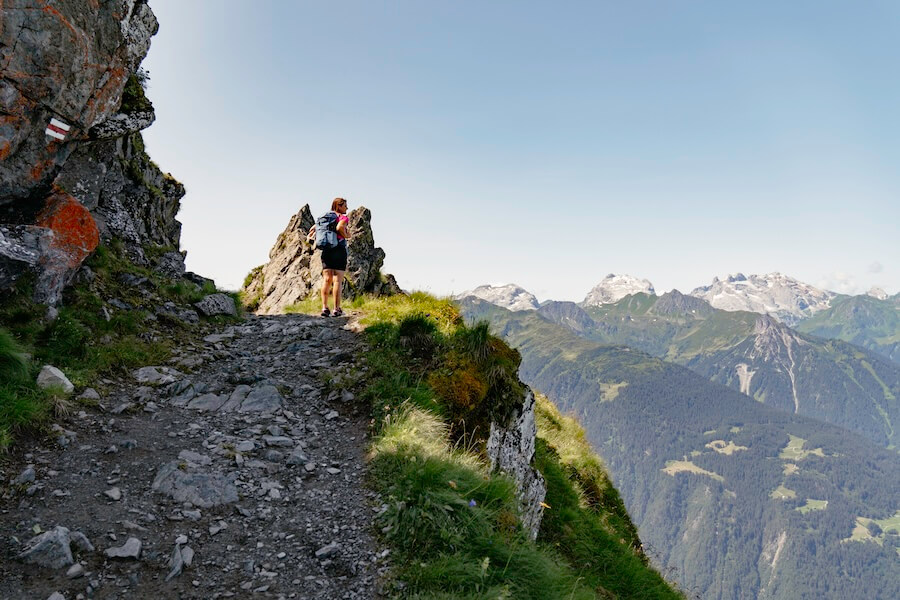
690;273;833;325
581;274;655;307
867;286;888;300
454;283;539;312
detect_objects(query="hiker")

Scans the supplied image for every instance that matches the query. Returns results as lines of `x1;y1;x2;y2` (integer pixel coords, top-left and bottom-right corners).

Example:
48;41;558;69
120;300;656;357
306;198;351;317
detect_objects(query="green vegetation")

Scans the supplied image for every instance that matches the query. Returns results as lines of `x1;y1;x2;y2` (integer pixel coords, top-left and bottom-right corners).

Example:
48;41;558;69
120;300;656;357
770;485;796;500
458;297;900;600
526;292;900;449
0;327;53;450
796;294;900;365
343;293;682;598
533;395;680;598
778;435;825;461
120;69;153;114
847;511;900;547
0;242;236;449
796;499;828;514
661;460;725;482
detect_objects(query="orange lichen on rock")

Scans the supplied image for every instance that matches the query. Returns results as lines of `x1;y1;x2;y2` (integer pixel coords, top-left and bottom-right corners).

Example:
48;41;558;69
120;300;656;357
35;193;100;267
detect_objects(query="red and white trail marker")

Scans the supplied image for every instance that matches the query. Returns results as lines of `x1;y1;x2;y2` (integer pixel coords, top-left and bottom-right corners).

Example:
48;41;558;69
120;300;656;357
45;118;71;141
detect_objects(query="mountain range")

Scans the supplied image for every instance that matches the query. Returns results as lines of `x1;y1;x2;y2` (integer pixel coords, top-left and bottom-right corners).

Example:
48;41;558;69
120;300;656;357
456;297;900;600
458;273;900;367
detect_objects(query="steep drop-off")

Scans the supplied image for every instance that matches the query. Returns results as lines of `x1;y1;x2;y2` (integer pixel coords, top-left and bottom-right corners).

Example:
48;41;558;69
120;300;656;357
460;297;900;600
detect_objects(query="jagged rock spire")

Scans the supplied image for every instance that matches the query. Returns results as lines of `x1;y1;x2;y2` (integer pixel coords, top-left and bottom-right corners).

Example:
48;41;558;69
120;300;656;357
241;204;400;314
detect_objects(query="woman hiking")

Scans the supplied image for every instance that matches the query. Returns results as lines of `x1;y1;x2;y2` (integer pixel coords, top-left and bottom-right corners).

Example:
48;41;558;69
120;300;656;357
307;198;351;317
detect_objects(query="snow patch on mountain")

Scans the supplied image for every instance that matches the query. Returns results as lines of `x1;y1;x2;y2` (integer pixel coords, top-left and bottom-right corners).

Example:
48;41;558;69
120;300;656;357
581;274;655;306
690;273;835;325
455;284;539;312
867;287;889;300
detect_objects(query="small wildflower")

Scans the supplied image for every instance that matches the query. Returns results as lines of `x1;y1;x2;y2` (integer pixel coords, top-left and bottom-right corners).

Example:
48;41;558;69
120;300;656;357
540;501;551;509
448;480;457;489
469;499;477;507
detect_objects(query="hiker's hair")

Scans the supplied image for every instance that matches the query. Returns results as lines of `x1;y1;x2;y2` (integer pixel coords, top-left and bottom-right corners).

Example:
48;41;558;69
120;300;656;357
331;198;347;212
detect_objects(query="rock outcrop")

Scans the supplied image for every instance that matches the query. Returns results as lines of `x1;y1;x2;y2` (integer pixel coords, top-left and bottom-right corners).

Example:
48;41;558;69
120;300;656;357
1;0;190;305
242;204;400;314
486;387;546;540
1;0;157;199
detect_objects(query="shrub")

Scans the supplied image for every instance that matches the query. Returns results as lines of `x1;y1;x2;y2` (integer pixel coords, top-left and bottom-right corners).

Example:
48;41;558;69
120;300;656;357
120;71;153;113
396;312;442;360
427;352;488;413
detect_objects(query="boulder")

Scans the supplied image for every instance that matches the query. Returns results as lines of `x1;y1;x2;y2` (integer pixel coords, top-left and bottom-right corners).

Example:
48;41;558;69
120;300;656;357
89;110;156;139
194;293;236;317
105;537;142;559
242;204;400;314
17;526;93;569
0;192;100;306
36;365;74;394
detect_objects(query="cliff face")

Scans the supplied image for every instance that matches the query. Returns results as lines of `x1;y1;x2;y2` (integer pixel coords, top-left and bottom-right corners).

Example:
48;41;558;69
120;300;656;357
486;387;546;539
1;0;186;305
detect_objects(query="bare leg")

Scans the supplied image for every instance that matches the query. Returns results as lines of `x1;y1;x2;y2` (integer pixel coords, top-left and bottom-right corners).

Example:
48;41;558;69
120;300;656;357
333;271;345;311
321;270;334;310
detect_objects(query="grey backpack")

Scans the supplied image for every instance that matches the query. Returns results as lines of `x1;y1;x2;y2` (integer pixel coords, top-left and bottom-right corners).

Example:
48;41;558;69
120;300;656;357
315;212;339;249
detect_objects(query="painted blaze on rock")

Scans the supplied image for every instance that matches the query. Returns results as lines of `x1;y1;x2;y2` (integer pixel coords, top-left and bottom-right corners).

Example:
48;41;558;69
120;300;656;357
0;0;159;200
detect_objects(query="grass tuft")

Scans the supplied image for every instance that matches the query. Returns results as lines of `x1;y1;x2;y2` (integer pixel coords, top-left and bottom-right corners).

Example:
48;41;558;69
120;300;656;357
0;327;30;383
0;327;52;452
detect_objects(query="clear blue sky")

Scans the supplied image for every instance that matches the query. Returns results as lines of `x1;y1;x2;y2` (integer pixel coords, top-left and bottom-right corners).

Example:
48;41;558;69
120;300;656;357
142;0;899;301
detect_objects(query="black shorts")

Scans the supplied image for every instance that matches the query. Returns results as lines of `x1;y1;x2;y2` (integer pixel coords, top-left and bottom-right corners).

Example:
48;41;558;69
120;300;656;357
321;242;347;271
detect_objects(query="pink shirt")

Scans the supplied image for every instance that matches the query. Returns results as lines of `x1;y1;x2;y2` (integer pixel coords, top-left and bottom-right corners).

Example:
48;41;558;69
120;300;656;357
336;214;349;241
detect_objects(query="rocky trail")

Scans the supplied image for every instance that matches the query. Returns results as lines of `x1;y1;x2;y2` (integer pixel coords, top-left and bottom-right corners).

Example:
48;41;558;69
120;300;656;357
1;313;387;600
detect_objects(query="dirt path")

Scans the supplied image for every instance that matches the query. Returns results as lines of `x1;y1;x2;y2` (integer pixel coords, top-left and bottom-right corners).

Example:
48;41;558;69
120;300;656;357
1;313;387;599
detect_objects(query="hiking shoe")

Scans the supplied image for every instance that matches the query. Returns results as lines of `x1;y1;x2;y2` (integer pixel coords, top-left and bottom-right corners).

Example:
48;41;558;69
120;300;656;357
320;308;331;317
332;309;343;317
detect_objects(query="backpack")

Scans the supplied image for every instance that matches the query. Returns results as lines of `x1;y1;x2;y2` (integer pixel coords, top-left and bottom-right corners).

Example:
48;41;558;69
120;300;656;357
314;211;339;249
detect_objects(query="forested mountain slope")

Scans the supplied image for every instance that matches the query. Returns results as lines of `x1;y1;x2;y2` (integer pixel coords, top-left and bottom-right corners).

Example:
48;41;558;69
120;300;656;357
524;291;900;449
459;298;900;600
796;293;900;365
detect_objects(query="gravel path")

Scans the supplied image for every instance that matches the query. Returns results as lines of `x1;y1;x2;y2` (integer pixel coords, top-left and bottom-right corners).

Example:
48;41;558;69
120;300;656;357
1;313;387;599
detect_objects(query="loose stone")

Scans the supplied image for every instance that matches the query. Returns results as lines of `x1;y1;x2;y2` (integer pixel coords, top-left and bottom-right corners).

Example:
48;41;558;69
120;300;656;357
105;537;142;559
235;440;255;453
263;435;293;447
14;466;36;485
315;541;340;559
66;563;85;578
36;366;75;394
